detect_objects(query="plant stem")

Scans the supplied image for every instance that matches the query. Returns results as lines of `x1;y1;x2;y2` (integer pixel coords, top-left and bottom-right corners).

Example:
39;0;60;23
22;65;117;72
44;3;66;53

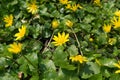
42;31;54;52
5;56;20;66
21;54;37;69
71;27;83;56
77;63;80;75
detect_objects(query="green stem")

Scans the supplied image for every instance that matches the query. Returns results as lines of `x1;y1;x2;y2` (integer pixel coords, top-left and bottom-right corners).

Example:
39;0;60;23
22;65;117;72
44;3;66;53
21;54;37;69
20;53;41;79
5;56;20;66
71;27;83;56
77;63;80;75
42;31;54;52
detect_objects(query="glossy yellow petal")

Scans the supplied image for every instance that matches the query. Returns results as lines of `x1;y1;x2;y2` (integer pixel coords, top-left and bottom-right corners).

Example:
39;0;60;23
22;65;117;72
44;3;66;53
27;0;38;14
14;25;26;40
114;63;120;69
102;24;111;33
59;0;68;4
70;55;87;64
8;42;22;54
52;20;59;29
115;70;120;74
52;32;69;46
3;14;13;27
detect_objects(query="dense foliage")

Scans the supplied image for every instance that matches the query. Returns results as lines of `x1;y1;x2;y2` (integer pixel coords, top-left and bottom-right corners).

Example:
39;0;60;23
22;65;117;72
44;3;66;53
0;0;120;80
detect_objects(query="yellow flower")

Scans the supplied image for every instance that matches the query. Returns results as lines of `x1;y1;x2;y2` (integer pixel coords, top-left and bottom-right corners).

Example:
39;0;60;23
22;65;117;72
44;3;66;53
52;20;59;29
14;25;26;40
3;14;13;27
89;38;93;42
59;0;68;4
70;4;82;11
66;4;71;9
27;0;38;14
93;0;101;6
111;16;120;29
8;42;22;54
70;4;78;11
70;55;87;63
114;10;120;17
66;20;73;28
52;32;69;46
108;38;116;45
66;4;82;11
114;60;120;73
102;24;111;33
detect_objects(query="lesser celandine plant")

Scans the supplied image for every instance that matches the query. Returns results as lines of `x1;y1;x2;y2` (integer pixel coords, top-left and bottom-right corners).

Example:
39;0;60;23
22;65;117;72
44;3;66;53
1;0;120;80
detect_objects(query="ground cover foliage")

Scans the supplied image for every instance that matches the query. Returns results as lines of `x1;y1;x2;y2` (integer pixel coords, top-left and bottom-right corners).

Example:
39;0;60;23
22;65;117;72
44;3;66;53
0;0;120;80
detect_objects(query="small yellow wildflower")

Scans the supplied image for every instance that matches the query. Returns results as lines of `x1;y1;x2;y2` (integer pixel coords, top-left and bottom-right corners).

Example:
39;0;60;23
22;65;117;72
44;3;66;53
89;38;93;42
70;4;82;11
66;20;73;28
111;16;120;29
102;24;111;33
93;0;101;6
59;0;68;4
3;14;13;27
114;60;120;73
70;55;87;64
27;0;38;14
108;38;116;45
52;20;59;29
70;4;78;11
66;4;82;11
8;42;22;54
114;10;120;17
52;32;69;46
66;4;71;9
14;25;26;40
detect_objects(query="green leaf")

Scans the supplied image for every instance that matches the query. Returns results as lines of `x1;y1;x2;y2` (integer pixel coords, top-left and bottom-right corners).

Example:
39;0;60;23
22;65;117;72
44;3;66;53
67;45;78;56
0;57;7;70
81;62;100;79
96;33;107;45
81;41;88;48
41;59;56;70
80;64;93;79
113;47;120;57
53;46;76;70
58;68;79;80
30;75;39;80
88;62;100;74
102;69;110;78
99;58;116;67
110;74;120;80
83;14;95;23
43;70;58;80
80;23;92;32
89;74;102;80
0;73;18;80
